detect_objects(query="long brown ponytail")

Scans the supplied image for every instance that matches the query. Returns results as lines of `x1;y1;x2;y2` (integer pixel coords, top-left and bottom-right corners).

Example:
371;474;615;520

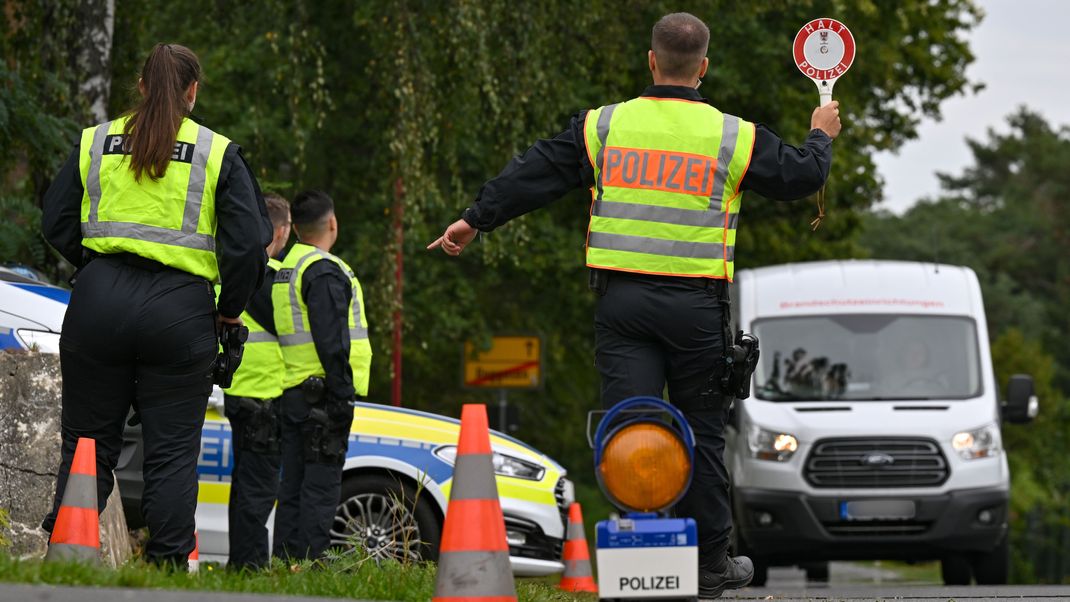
123;43;201;182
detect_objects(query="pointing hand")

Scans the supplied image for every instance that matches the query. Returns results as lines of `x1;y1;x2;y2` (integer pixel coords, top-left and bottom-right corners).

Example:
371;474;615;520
427;219;478;256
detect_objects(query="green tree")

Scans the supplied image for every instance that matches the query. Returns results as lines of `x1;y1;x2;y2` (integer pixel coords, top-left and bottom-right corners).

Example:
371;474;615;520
8;0;982;487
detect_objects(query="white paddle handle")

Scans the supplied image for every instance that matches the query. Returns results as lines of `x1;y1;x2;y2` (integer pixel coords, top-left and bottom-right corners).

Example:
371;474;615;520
817;79;835;106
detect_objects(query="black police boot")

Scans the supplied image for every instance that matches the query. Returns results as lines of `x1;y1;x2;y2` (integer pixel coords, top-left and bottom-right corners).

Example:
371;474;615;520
698;555;754;599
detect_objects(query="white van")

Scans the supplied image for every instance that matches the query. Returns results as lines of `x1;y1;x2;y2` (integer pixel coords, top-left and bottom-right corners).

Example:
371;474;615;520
726;260;1037;586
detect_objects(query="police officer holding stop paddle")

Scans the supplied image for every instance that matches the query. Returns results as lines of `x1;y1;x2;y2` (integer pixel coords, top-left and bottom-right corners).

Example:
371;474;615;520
429;12;840;598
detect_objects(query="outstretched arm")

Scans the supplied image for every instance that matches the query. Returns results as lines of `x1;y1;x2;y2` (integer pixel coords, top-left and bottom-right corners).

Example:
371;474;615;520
429;112;594;255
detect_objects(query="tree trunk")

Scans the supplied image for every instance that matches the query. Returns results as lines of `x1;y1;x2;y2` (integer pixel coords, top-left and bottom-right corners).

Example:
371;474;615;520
75;0;115;123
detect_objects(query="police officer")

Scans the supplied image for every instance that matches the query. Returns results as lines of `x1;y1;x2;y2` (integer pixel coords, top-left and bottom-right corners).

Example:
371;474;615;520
221;193;291;570
429;13;841;598
40;43;270;566
271;190;372;560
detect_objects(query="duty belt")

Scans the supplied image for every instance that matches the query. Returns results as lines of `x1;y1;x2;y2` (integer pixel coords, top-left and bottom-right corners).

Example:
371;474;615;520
590;268;728;297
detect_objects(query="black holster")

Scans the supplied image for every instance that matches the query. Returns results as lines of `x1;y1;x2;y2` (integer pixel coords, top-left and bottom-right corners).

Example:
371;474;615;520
589;269;609;296
722;331;760;401
300;377;351;465
232;396;281;455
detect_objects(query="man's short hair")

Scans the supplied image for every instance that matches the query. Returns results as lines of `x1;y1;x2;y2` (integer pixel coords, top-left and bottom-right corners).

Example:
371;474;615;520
291;189;334;235
651;13;710;80
264;193;290;230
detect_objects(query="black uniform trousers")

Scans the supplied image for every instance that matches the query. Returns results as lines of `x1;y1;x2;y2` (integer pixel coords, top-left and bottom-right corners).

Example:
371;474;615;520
594;271;733;571
272;386;353;560
223;394;281;570
43;255;216;565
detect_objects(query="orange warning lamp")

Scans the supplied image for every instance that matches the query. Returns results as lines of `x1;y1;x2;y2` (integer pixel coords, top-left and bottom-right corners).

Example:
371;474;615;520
594;397;695;513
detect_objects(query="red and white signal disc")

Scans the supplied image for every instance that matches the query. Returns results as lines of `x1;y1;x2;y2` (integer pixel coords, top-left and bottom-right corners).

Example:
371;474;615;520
793;18;856;83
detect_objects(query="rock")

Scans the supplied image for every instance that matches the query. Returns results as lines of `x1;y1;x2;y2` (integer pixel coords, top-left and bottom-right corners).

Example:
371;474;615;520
0;351;132;566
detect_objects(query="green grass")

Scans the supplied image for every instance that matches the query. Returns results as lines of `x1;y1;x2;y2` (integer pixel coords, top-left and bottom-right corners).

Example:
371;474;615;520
0;553;597;601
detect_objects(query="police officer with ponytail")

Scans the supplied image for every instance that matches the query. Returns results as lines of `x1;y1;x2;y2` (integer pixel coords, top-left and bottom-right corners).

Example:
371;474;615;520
430;13;840;598
271;190;372;561
41;43;270;566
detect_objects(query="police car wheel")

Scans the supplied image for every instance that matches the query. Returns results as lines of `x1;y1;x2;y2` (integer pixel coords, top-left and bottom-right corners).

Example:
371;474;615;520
331;473;442;563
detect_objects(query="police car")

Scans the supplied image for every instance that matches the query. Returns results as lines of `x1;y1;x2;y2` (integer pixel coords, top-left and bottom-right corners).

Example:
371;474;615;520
117;394;572;575
0;265;68;353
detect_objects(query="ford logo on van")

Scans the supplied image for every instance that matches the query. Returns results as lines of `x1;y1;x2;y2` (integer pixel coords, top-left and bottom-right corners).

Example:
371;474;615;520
860;453;896;466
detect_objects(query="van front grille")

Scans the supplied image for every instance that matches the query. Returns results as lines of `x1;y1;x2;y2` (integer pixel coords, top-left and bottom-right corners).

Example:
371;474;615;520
804;438;949;488
824;521;932;536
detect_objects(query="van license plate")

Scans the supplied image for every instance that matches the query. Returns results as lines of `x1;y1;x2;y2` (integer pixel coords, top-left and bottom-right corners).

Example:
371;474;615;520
840;500;916;521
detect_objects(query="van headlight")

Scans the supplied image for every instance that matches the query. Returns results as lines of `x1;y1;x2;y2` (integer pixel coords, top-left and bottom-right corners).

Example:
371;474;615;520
747;425;799;462
434;445;545;481
15;329;61;354
952;424;1002;459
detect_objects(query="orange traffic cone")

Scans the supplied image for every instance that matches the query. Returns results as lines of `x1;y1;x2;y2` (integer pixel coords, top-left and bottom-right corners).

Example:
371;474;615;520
45;437;100;563
558;503;598;592
432;404;517;602
188;532;199;573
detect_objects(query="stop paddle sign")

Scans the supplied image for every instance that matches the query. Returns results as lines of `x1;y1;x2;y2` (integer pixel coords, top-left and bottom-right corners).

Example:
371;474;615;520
793;18;855;106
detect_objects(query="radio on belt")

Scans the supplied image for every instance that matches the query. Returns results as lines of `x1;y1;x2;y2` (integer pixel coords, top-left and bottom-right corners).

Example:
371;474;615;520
590;397;698;600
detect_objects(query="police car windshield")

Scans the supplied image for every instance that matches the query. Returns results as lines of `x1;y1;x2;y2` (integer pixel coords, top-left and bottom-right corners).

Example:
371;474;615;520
752;314;982;402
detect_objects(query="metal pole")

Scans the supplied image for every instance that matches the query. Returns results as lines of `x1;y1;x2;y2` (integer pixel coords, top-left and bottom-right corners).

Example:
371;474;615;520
392;178;404;407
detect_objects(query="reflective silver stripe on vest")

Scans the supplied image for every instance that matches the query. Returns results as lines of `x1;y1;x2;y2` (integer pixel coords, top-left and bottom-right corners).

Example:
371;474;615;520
245;330;278;343
588;231;725;260
348;274;367;340
593;103;619;202
708;114;740;209
85;121;113;223
279;331;313;346
81;221;215;251
182;125;215;234
83;120;217;251
593;200;727;228
287;249;329;334
278;328;367;348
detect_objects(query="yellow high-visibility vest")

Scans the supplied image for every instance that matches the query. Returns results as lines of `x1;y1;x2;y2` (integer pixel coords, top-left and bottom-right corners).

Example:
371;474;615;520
583;97;755;281
272;243;372;396
77;115;230;281
218;258;285;400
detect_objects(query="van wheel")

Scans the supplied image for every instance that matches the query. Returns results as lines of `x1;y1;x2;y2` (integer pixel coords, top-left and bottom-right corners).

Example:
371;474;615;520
803;561;829;583
971;534;1009;585
330;473;442;563
941;554;972;585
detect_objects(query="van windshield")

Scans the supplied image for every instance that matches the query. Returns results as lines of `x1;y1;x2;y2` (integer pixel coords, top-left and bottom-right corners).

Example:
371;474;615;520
752;314;982;401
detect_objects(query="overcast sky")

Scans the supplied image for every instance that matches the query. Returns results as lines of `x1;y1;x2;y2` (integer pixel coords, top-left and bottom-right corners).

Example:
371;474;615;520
873;0;1070;213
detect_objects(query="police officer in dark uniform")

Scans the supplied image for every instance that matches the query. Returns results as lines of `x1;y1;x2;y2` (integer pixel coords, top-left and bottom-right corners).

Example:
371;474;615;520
271;190;372;560
429;13;841;598
220;193;291;570
41;43;270;566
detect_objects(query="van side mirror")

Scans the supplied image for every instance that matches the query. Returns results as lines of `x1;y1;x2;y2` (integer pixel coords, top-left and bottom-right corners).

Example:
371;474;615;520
1002;374;1038;424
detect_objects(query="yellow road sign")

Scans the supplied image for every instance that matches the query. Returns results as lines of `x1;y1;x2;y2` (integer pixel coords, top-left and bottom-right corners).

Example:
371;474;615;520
463;336;541;389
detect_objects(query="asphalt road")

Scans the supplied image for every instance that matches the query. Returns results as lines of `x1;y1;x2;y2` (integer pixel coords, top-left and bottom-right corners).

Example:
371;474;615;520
721;564;1070;601
724;585;1070;600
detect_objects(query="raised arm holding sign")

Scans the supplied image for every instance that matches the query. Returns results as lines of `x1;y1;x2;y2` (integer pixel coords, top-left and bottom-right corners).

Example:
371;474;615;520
794;18;853;228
